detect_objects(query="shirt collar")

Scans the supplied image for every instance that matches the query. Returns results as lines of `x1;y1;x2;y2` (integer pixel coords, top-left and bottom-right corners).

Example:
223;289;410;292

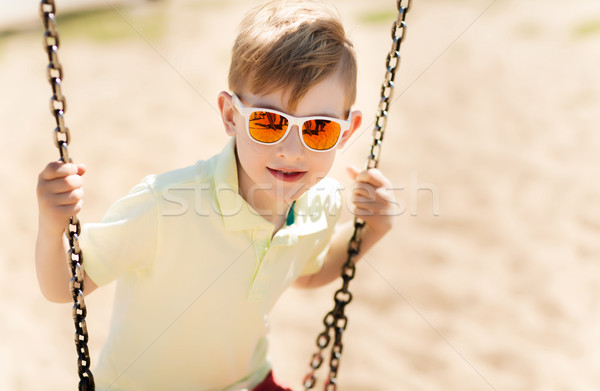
212;139;272;233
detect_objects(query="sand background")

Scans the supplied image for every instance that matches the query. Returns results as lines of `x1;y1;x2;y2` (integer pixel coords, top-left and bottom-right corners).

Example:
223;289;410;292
1;0;599;390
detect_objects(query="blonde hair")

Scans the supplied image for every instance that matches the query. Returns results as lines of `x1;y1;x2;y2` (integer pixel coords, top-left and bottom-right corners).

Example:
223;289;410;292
228;0;357;112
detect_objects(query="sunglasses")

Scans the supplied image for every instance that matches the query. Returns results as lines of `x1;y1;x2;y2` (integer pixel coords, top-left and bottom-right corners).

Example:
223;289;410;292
232;93;351;152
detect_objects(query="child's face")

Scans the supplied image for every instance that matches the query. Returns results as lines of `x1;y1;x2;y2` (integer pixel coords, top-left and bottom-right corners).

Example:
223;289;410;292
219;72;362;214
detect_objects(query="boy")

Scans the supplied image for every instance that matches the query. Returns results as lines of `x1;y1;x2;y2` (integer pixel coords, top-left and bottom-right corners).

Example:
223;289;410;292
36;1;396;390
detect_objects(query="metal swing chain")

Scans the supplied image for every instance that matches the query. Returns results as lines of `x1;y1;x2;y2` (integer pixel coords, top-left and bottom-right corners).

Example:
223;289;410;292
39;1;95;390
303;1;411;390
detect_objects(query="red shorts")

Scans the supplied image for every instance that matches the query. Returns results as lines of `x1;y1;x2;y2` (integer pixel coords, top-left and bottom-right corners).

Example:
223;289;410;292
252;371;292;391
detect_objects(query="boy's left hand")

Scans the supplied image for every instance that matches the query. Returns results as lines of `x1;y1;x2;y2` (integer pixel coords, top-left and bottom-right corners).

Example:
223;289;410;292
347;165;396;235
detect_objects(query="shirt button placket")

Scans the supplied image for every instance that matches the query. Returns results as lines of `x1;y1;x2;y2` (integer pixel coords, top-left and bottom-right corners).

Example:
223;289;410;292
248;228;271;301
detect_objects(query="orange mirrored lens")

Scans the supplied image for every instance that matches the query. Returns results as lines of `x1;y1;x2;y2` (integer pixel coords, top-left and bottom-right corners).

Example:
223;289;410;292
249;111;288;143
302;120;341;150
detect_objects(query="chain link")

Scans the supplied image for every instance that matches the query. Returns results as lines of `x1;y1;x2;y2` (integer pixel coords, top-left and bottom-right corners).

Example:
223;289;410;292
39;1;95;389
303;1;411;389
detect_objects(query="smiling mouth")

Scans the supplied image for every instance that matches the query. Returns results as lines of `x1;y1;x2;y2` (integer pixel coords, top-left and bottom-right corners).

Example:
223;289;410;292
267;167;307;182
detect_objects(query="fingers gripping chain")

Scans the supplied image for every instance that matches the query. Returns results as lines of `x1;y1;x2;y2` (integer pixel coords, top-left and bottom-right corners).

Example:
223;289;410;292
304;1;411;389
40;1;95;389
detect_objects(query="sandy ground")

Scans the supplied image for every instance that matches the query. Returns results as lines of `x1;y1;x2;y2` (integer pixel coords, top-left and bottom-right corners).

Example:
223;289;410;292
1;0;600;390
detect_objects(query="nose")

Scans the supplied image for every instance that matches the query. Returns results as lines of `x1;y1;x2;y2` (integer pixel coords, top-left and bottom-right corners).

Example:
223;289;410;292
277;125;305;160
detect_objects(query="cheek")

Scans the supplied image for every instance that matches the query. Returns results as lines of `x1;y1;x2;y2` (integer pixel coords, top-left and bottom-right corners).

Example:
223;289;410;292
308;151;336;179
237;140;267;173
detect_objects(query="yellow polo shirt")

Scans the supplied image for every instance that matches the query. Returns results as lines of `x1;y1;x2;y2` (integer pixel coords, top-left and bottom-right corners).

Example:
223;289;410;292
80;139;342;391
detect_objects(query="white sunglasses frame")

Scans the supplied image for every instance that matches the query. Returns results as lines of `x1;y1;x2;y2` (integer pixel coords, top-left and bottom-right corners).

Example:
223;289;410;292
231;93;352;152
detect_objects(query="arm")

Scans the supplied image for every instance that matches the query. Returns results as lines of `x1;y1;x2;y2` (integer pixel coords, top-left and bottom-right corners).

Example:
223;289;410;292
295;167;396;289
36;162;97;303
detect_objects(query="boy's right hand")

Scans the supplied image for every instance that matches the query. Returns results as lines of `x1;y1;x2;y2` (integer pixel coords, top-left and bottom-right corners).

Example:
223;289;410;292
37;161;86;235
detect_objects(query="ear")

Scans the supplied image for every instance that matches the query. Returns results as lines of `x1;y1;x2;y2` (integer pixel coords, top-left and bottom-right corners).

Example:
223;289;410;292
337;110;363;149
218;91;238;137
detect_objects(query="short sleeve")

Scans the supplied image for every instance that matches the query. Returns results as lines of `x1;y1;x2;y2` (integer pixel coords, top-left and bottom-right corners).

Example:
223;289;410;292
301;244;331;276
299;179;343;276
80;180;157;286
